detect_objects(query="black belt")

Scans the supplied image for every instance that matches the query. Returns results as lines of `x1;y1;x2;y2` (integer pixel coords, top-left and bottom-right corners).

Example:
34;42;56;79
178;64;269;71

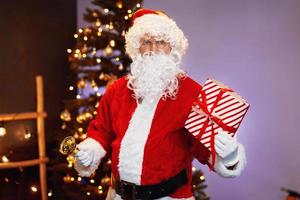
115;169;188;200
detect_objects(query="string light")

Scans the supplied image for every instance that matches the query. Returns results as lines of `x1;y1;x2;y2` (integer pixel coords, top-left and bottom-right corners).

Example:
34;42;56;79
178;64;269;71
118;64;124;71
104;46;113;55
199;175;205;181
77;177;82;181
61;123;67;130
83;36;88;41
116;1;123;9
60;110;71;122
75;49;80;53
67;49;72;53
80;134;87;140
104;8;109;13
1;155;9;163
74;34;78;38
73;132;79;139
78;127;84;133
96;58;101;63
96;19;101;27
109;40;115;47
90;179;95;183
92;12;98;17
127;9;132;14
78;29;83;33
69;86;74;91
124;16;128;20
0;125;6;137
76;94;81;99
137;3;141;8
109;22;114;30
31;185;38;193
87;192;91;196
99;73;105;80
24;129;32;140
48;191;53;197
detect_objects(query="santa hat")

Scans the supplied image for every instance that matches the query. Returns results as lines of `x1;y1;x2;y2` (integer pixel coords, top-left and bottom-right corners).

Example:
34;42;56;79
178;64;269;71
125;8;188;59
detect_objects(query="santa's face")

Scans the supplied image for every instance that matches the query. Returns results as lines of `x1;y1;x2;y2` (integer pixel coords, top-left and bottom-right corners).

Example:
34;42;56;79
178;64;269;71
127;34;185;103
139;34;172;56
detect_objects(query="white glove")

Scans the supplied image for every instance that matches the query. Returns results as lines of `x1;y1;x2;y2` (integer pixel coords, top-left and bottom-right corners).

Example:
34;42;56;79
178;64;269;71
215;130;238;161
74;138;106;177
211;130;247;178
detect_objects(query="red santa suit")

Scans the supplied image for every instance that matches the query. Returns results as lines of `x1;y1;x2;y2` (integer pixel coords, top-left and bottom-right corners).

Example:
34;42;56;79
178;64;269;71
86;76;211;199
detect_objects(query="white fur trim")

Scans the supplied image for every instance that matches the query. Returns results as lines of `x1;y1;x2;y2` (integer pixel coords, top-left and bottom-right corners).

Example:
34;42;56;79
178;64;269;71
74;138;106;177
125;14;188;59
110;187;194;200
118;97;160;184
213;144;247;178
105;187;117;200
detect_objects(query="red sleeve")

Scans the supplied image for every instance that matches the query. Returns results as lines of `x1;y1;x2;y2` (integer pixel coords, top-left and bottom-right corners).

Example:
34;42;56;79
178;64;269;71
188;132;211;165
86;86;115;152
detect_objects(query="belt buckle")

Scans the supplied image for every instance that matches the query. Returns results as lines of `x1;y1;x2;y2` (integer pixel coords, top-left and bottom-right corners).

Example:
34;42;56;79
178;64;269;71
120;180;136;200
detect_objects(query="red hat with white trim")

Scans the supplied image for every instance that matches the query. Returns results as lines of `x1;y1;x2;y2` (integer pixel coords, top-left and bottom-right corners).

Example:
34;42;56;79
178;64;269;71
125;8;188;59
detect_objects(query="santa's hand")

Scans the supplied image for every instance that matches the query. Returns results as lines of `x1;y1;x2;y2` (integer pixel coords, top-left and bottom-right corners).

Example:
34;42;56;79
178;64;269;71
74;138;106;177
215;130;238;160
75;148;93;167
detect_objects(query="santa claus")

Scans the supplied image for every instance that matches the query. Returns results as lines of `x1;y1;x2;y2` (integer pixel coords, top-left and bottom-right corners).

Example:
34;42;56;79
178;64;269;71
74;9;246;200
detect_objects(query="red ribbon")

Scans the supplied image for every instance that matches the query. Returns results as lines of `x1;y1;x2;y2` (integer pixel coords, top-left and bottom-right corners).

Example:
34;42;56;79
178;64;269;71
193;88;237;170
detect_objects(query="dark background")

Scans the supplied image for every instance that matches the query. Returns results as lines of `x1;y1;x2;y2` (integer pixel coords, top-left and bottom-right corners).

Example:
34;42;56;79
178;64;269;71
0;0;76;199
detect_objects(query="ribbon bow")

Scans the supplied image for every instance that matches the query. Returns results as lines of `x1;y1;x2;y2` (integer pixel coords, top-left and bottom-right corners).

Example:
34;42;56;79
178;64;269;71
193;88;237;170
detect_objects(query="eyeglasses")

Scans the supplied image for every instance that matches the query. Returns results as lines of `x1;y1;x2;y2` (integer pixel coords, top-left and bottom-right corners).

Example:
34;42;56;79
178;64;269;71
140;39;169;48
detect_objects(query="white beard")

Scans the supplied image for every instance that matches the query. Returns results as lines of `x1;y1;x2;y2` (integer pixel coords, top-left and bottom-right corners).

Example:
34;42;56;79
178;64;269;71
127;52;186;103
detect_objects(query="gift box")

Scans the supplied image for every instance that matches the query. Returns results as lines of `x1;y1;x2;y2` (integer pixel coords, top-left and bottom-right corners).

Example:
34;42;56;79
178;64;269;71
184;78;249;168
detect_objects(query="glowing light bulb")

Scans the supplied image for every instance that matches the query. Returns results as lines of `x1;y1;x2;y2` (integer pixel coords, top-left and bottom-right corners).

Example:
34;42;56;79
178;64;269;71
83;36;88;41
67;49;72;53
137;3;141;8
31;186;38;192
0;127;6;137
104;8;109;13
96;58;101;63
109;40;115;47
1;155;9;163
78;29;83;33
124;16;128;20
96;20;101;27
69;86;74;91
24;129;32;140
74;34;78;38
200;175;205;181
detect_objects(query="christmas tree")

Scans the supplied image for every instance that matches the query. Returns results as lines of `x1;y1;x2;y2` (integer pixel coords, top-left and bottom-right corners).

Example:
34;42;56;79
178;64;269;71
49;0;142;199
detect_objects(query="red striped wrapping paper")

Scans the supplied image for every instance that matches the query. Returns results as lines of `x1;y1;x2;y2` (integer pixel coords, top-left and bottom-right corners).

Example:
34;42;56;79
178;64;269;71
184;78;249;169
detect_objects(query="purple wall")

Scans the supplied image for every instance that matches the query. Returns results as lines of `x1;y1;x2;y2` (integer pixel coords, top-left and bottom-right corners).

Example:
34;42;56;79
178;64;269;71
78;0;300;199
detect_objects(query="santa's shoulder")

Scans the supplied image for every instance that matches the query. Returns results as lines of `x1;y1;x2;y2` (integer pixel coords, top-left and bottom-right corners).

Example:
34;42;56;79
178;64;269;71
179;75;202;91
